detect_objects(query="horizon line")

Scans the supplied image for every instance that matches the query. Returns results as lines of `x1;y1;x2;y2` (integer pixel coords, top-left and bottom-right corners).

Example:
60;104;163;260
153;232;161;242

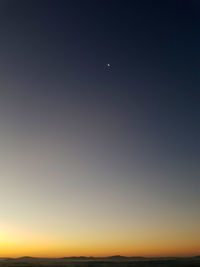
1;255;199;259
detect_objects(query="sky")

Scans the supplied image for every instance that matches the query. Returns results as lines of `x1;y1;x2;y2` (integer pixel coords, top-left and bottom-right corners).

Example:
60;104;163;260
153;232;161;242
0;0;200;258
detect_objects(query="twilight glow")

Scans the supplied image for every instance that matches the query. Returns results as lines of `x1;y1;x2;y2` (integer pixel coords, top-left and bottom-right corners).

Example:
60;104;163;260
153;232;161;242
0;0;199;258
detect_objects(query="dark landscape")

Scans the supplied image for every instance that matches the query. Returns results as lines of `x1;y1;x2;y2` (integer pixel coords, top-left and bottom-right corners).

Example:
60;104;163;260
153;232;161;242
0;256;200;267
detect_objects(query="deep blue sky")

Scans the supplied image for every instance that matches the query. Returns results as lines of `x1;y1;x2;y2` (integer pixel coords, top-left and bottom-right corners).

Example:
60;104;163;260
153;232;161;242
0;0;199;257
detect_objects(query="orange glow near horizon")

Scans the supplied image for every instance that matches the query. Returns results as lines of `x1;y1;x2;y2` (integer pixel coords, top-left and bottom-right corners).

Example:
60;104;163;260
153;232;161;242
0;222;199;258
0;244;199;258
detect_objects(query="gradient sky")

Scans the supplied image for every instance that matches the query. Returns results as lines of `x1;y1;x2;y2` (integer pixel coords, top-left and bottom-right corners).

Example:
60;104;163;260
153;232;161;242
0;0;200;257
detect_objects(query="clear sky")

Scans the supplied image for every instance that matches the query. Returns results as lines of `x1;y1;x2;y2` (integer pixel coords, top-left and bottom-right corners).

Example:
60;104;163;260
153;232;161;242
0;0;200;257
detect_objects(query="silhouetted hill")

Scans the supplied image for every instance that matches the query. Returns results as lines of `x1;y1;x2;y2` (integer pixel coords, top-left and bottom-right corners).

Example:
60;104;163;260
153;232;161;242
17;256;35;259
61;257;95;260
106;256;126;259
103;256;145;260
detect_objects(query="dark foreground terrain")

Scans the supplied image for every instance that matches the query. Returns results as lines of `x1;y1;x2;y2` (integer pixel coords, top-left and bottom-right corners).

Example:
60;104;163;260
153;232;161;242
0;256;200;267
